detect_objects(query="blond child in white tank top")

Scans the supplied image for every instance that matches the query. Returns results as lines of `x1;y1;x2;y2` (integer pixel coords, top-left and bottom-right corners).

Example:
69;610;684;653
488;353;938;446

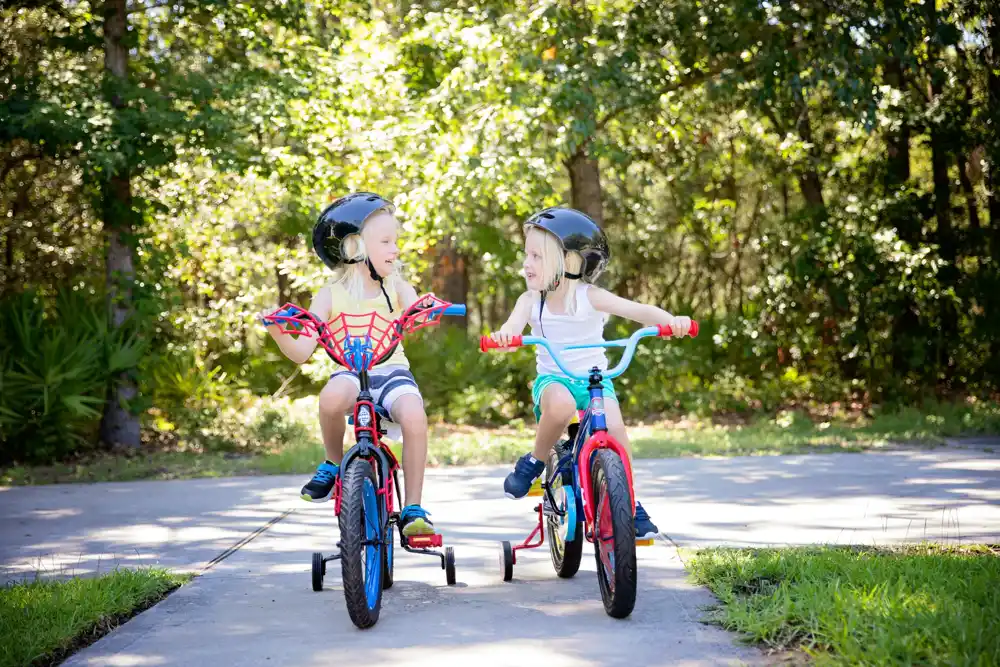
488;207;692;539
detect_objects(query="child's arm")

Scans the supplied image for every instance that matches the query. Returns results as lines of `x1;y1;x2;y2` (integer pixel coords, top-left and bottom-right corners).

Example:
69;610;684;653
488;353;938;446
260;285;332;364
394;276;422;312
393;277;439;324
587;287;692;337
488;291;533;347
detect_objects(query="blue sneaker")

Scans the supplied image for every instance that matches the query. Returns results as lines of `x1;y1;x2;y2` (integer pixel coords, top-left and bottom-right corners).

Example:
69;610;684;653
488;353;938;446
634;501;659;540
400;504;435;536
504;453;546;499
300;460;339;502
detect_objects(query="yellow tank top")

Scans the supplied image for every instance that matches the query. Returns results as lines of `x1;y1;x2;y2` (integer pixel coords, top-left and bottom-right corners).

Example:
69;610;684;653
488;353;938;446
326;280;410;369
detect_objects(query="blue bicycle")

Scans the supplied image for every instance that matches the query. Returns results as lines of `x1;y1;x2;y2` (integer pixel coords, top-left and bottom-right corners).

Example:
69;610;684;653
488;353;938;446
264;295;465;629
480;321;698;618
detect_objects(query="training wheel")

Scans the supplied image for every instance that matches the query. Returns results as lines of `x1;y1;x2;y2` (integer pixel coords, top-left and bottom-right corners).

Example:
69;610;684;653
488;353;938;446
311;552;324;591
445;546;456;585
499;540;514;582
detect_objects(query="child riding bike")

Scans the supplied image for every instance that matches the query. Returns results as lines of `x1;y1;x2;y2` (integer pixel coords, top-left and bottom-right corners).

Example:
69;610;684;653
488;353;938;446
487;206;692;540
260;192;437;538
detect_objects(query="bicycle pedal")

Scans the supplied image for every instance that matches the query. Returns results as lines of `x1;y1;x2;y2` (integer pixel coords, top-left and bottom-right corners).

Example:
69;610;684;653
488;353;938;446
635;538;655;547
526;479;544;497
407;534;443;548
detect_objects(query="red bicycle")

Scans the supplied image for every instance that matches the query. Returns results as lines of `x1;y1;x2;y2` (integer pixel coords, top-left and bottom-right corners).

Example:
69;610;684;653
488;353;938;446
480;321;698;618
262;295;465;628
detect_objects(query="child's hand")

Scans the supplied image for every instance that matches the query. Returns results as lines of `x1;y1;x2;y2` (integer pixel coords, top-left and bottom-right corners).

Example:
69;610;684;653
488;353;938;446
257;309;278;330
489;331;517;348
668;316;692;337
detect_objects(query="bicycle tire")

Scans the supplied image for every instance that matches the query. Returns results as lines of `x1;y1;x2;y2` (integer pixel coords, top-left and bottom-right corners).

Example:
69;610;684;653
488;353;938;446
545;444;583;578
591;449;637;618
339;457;384;628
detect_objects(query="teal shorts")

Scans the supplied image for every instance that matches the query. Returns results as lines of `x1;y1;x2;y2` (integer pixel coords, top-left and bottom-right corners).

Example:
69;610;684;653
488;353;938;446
531;374;618;422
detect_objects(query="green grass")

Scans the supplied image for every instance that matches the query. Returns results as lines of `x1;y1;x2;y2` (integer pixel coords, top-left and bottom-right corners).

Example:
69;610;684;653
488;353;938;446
3;400;998;486
687;545;1000;666
0;568;190;667
632;401;1000;457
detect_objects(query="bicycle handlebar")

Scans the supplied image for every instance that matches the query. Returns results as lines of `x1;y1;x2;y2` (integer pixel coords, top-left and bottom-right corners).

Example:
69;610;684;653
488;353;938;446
479;320;698;381
261;295;466;370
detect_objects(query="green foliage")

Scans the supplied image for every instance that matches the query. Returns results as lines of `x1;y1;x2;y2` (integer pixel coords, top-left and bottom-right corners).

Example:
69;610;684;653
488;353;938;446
0;290;146;464
4;0;1000;463
406;326;536;424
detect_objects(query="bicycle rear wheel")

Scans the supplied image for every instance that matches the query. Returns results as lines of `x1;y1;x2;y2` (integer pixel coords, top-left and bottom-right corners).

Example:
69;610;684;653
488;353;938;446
590;449;637;618
339;457;384;628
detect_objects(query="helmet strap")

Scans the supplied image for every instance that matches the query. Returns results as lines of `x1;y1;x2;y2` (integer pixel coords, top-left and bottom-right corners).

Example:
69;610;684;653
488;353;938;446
538;291;547;337
365;258;394;312
564;271;582;280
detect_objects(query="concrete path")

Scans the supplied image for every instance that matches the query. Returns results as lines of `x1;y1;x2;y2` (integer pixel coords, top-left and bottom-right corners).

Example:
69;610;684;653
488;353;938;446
2;447;998;666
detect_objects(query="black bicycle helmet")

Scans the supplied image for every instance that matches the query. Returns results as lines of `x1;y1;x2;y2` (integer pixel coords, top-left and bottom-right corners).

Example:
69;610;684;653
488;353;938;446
523;207;610;284
311;192;398;312
312;192;395;270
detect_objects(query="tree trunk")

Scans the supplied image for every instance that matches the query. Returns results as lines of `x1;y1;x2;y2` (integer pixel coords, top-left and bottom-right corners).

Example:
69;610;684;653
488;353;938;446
2;223;12;295
926;0;954;268
884;57;911;187
924;0;958;385
429;237;469;329
276;266;290;305
989;5;1000;245
986;3;1000;382
567;151;604;224
958;155;981;236
792;100;825;210
98;0;141;451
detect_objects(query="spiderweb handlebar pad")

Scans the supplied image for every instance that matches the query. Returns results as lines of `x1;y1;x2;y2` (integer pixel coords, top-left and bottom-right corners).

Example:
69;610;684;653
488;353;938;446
262;295;464;371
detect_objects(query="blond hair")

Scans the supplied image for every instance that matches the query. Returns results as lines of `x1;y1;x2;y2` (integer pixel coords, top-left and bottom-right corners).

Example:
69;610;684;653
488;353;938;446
327;212;403;303
525;225;584;314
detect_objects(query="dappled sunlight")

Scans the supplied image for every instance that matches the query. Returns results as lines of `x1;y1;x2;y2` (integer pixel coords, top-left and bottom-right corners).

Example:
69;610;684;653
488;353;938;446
360;640;597;667
28;507;83;520
932;458;1000;472
90;655;167;666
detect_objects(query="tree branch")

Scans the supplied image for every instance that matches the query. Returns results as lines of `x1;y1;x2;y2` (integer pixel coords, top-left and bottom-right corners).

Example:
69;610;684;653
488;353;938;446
126;0;173;15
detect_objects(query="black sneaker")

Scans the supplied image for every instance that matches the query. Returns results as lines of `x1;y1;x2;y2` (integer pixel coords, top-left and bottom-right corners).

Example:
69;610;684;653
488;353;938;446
300;460;339;502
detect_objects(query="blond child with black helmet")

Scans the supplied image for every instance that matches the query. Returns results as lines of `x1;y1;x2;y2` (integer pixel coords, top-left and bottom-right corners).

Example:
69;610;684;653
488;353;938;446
487;206;692;539
260;192;437;537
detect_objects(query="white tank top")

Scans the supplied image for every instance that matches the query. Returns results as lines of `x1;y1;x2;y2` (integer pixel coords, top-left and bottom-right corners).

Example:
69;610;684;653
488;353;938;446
527;284;609;376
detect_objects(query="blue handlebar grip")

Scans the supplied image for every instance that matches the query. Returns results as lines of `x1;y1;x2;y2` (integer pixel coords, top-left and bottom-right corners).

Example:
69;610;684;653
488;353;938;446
261;305;303;327
443;304;466;316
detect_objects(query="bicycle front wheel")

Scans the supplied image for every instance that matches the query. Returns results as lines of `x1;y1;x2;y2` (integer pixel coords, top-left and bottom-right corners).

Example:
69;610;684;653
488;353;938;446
590;449;637;618
339;457;384;628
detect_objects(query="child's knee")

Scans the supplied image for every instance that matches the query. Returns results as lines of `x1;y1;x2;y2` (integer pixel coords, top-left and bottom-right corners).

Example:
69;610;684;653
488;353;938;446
542;391;576;423
393;395;427;428
318;379;355;415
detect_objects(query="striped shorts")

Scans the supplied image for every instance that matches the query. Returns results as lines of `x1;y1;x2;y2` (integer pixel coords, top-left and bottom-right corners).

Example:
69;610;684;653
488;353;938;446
329;364;422;419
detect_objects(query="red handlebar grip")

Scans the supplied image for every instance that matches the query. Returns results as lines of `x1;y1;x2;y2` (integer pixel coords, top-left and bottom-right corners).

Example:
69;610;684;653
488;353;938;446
657;321;699;338
479;335;523;351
